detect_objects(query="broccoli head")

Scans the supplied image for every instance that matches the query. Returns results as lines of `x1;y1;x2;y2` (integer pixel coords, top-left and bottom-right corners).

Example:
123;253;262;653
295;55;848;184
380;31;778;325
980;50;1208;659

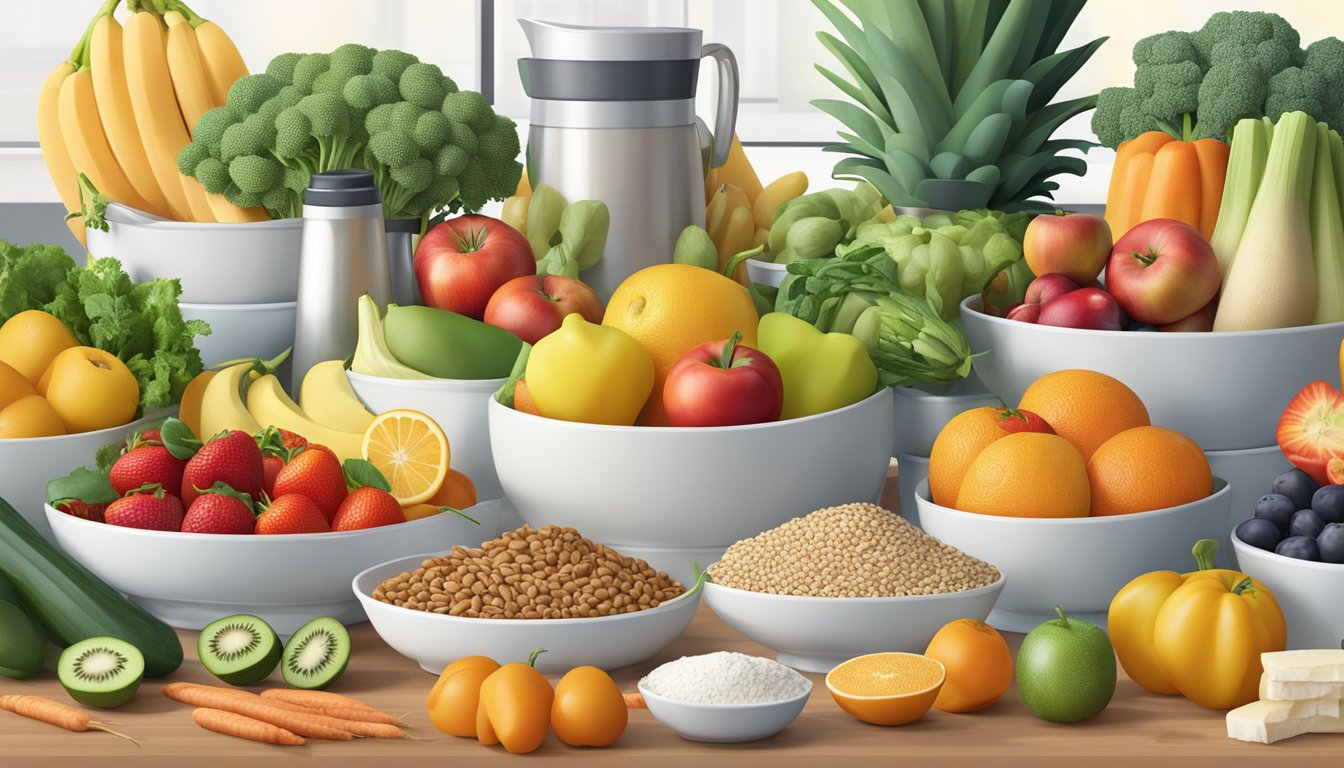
219;115;274;163
226;74;284;115
1265;66;1331;125
1193;11;1302;71
343;73;400;111
1091;87;1150;148
291;53;331;93
442;90;494;133
265;52;303;83
176;141;209;177
190;106;239;158
194;158;230;194
435;145;469;177
274;106;313;159
1133;31;1201;68
1197;55;1270;141
1135;61;1202;133
413;111;451;151
1305;37;1344;127
229;155;283;195
371;49;417;83
399;62;448;110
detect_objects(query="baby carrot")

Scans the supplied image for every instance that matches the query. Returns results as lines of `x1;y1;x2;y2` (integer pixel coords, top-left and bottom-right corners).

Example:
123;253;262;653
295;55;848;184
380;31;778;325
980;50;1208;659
192;708;305;746
260;689;401;725
623;692;647;708
0;695;138;744
162;683;353;741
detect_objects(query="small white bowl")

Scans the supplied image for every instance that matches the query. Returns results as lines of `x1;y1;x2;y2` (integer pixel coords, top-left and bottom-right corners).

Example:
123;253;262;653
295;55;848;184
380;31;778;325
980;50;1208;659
915;478;1232;633
488;388;895;587
702;577;1004;673
891;376;1001;457
352;552;701;674
1205;444;1289;566
637;680;811;743
745;259;788;289
346;372;506;502
891;451;929;527
179;301;297;369
44;499;504;635
1232;532;1344;650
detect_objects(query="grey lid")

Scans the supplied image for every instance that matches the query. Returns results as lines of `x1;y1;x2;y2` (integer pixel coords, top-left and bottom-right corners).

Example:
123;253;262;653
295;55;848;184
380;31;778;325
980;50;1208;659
519;18;701;62
305;169;382;207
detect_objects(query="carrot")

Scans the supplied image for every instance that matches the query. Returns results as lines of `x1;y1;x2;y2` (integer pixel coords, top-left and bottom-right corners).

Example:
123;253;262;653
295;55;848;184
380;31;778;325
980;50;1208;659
162;683;353;741
1139;140;1203;233
192;708;305;746
623;692;647;709
0;694;138;745
260;689;401;725
1193;138;1231;240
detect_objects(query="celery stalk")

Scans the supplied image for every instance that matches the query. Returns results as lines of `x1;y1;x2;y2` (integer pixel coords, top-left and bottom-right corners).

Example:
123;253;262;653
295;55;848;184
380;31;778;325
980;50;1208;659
1311;124;1344;324
1210;118;1272;282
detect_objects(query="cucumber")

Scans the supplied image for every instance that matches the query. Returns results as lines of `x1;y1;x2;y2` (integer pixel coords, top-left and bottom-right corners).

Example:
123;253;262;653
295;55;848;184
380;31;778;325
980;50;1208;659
0;600;45;679
0;498;182;678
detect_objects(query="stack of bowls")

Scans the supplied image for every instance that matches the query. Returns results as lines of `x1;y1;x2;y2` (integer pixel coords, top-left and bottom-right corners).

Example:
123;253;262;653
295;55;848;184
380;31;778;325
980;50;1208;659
890;374;999;526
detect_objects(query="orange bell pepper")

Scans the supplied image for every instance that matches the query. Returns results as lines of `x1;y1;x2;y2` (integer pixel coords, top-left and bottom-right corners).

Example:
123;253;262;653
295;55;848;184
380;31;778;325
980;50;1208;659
551;666;628;748
426;655;500;738
477;648;555;754
1105;131;1229;241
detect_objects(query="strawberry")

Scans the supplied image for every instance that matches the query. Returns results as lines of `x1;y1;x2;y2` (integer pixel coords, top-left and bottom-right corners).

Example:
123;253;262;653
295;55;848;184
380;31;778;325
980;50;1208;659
182;430;265;507
181;483;256;535
995;404;1055;436
278;429;308;451
255;494;330;535
262;455;284;499
110;443;188;498
56;500;108;523
104;485;185;532
273;445;348;523
1277;380;1344;485
332;487;406;531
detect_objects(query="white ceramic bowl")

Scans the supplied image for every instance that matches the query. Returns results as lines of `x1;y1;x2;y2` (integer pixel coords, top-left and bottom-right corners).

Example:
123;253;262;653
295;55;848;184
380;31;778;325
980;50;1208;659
637;680;811;743
745;259;788;289
44;499;505;635
915;478;1232;633
352;552;701;674
1206;445;1289;567
891;375;1001;457
85;204;302;304
346;372;506;502
489;388;895;587
702;577;1004;673
892;451;929;527
1232;533;1344;650
959;296;1344;451
4;410;169;541
179;301;297;368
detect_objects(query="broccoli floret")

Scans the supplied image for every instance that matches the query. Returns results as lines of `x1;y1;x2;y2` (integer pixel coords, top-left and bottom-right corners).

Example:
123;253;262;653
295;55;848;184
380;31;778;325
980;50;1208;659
265;52;303;83
176;141;209;176
296;93;350;138
1135;61;1202;134
390;157;433;194
343;73;399;110
291;53;331;93
368;131;419;168
371;49;417;82
442;90;492;132
224;183;263;210
258;85;305;125
485;160;523;197
194;157;230;194
1305;37;1344;127
261;186;293;218
365;102;397;136
1197;56;1269;141
478;124;520;162
412;111;450;151
226;74;284;115
1133;31;1201;68
389;102;426;127
1091;87;1150;148
274;106;313;159
448;120;478;155
408;175;460;218
399;62;448;110
1193;11;1302;72
328;44;375;77
435;145;469;177
229;155;282;195
219;116;271;163
190;106;239;158
1265;66;1331;124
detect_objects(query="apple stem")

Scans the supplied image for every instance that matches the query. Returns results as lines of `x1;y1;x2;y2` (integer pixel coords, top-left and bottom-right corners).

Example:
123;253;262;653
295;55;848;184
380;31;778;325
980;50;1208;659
1130;246;1159;266
452;223;489;252
1054;605;1069;627
715;331;744;370
1191;539;1218;571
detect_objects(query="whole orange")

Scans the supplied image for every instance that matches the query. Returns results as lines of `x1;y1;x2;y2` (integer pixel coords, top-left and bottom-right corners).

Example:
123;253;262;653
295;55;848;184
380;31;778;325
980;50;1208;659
956;432;1090;518
1087;426;1213;516
0;361;37;412
0;395;66;438
43;346;139;433
602;264;758;425
513;378;540;416
0;310;78;385
928;405;1055;506
1018;369;1150;460
924;618;1013;713
425;467;477;510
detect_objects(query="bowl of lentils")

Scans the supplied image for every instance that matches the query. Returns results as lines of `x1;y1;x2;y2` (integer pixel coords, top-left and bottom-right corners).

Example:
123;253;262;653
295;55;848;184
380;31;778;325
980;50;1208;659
352;523;701;674
702;503;1005;673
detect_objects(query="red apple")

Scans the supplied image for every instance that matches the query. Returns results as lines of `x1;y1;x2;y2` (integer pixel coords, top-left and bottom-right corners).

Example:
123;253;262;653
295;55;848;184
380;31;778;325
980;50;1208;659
414;214;536;320
1023;212;1113;284
1037;287;1124;331
1107;219;1220;325
662;332;783;427
1024;273;1082;306
1158;299;1217;332
1006;302;1041;323
483;275;605;344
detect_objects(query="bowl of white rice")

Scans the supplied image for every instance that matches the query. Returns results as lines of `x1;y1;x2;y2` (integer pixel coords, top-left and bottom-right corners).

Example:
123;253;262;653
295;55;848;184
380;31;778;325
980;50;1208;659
637;652;812;743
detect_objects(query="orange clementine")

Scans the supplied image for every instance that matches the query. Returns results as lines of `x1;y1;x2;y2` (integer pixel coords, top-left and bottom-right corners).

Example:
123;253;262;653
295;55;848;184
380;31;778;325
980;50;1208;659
928;405;1056;506
956;432;1090;518
924;618;1013;713
425;467;477;510
0;361;37;412
513;378;540;416
826;652;946;726
0;310;78;385
602;264;758;425
1018;369;1150;460
1087;425;1213;516
0;395;66;438
43;347;139;433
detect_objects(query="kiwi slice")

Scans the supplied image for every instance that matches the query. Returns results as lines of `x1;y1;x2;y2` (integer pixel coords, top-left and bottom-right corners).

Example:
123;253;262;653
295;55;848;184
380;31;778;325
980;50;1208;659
281;616;350;690
198;614;281;686
57;637;144;708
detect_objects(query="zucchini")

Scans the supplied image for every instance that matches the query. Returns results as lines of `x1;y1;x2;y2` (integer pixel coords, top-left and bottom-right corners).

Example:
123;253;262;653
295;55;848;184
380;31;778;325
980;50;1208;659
0;600;46;679
0;498;182;677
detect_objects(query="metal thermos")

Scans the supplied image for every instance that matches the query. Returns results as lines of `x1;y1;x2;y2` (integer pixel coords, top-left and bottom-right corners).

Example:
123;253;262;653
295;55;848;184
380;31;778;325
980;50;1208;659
291;170;390;392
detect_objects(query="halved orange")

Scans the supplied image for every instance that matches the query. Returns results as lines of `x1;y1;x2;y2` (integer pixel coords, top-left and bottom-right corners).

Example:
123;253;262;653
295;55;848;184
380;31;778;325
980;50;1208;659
361;409;450;505
826;652;946;726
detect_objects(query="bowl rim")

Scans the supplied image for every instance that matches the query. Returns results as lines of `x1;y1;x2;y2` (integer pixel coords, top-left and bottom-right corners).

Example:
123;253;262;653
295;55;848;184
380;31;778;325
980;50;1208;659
823;652;946;701
914;477;1230;525
3;409;170;447
104;203;302;233
1231;530;1344;572
178;300;298;311
346;370;508;390
636;676;813;711
745;260;789;272
960;295;1344;339
701;571;1005;604
488;386;892;435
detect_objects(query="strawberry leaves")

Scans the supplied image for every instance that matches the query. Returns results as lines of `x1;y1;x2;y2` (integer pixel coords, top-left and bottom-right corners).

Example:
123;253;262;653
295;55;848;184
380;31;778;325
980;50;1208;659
342;458;391;492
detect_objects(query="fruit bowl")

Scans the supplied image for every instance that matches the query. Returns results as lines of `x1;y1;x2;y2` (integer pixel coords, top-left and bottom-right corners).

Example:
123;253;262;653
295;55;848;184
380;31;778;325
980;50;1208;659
346;372;506;502
914;478;1232;633
488;388;895;586
1232;532;1344;650
353;551;701;674
744;260;788;289
701;577;1004;673
958;296;1344;451
178;301;297;368
43;499;507;635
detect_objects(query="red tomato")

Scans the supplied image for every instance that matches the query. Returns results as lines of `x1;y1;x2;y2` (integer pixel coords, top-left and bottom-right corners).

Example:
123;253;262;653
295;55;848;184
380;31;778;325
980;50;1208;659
662;332;783;427
483;275;604;344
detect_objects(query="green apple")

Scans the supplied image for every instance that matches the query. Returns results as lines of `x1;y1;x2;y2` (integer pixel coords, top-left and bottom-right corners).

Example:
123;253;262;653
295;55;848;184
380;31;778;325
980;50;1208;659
1016;606;1117;723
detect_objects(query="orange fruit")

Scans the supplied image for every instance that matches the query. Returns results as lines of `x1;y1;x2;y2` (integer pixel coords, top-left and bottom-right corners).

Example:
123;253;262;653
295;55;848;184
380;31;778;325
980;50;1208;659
43;347;139;433
956;432;1090;518
602;264;758;425
0;361;37;412
513;378;540;416
0;310;78;384
826;652;946;726
924;618;1013;713
425;467;477;510
1087;426;1213;516
928;405;1055;506
403;503;443;521
0;395;66;438
361;409;451;506
1018;369;1150;460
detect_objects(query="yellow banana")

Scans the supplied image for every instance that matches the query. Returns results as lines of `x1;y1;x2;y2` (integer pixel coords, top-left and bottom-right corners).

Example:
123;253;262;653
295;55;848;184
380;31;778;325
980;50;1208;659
163;11;215;135
205;192;270;222
198;361;262;439
247;374;365;463
704;167;719;206
179;174;218;222
59;67;156;214
753;171;808;230
705;185;729;240
122;11;193;220
752;226;770;250
717;205;755;284
90;14;171;215
193;20;247;106
300;360;376;434
36;62;82;225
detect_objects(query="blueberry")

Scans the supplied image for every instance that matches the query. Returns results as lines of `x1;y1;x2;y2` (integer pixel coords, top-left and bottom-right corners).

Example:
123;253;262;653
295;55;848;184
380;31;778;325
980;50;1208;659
1319;523;1344;564
1235;517;1283;552
1128;324;1159;332
1273;469;1319;511
1275;535;1322;561
1311;484;1344;525
1254;493;1297;534
1290;509;1327;539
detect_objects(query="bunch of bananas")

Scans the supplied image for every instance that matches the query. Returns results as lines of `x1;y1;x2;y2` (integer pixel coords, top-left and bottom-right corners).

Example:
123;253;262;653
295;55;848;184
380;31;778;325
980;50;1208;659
38;0;264;244
704;134;808;283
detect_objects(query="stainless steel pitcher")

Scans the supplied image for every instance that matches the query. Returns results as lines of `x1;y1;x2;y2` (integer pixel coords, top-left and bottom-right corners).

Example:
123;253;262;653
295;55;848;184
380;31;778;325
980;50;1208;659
518;19;739;299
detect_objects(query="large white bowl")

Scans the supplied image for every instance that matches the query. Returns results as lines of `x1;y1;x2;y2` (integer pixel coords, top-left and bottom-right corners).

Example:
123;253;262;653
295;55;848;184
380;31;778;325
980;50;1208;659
891;375;1000;457
637;681;811;743
1206;445;1288;567
489;388;895;586
179;301;297;368
915;478;1232;633
353;552;702;674
346;372;505;502
44;499;505;635
4;410;169;541
959;296;1344;451
702;577;1004;673
1232;533;1344;650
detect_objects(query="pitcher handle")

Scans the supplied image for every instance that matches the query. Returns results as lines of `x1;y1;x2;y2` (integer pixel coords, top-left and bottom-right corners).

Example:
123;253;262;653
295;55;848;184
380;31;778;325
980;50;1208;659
700;43;739;169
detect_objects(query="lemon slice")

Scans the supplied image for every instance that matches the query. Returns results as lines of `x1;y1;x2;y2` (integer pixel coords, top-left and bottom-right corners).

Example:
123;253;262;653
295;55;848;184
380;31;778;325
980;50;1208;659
361;409;450;505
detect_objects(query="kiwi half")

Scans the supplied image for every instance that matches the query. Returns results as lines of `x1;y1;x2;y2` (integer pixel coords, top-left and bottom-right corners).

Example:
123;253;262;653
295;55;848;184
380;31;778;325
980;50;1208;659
198;614;281;686
281;616;350;690
57;637;144;708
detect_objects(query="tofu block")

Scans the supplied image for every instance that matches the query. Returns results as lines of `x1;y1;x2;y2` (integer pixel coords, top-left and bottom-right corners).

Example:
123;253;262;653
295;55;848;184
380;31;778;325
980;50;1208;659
1262;650;1344;683
1261;673;1344;702
1226;698;1344;744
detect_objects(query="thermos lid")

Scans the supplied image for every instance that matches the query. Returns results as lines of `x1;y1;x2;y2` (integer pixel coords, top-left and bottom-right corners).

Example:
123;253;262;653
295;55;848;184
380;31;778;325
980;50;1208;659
519;18;701;62
305;169;382;208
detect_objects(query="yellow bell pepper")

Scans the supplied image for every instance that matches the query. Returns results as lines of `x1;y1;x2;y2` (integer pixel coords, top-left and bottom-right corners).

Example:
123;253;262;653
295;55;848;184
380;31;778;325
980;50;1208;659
1108;540;1286;709
524;314;654;426
757;312;877;419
